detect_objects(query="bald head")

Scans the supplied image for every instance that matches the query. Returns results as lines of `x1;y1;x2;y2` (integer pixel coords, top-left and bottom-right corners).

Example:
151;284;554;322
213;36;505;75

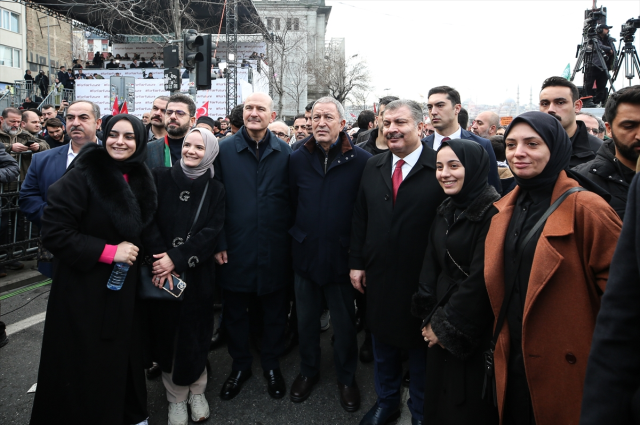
244;93;275;112
22;110;42;135
269;121;290;142
471;111;500;138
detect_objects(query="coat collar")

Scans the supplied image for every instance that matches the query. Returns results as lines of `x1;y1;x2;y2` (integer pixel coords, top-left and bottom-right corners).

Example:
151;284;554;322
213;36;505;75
437;184;500;222
234;126;281;156
303;131;353;155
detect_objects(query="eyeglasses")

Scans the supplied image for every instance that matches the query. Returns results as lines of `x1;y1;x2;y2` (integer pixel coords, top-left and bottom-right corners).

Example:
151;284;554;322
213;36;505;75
585;127;601;135
273;131;289;138
293;125;306;130
166;110;188;118
425;129;435;136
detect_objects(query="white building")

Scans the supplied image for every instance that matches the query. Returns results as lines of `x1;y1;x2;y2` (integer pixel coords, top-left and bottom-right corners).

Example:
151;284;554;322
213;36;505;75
254;0;333;118
0;2;27;89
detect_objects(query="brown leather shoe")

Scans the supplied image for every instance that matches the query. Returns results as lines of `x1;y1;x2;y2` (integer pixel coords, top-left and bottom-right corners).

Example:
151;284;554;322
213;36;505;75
338;381;360;412
290;373;319;403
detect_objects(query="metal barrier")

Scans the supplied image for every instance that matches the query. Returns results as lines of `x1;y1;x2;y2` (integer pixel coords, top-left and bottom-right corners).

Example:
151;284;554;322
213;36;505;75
0;152;39;267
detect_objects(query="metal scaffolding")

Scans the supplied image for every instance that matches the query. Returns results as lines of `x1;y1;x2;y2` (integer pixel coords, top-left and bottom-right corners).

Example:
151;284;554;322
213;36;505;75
225;0;238;115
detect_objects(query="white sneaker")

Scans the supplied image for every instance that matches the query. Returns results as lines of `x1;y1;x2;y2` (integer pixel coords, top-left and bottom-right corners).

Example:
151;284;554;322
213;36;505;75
131;419;148;425
188;392;210;422
168;400;188;425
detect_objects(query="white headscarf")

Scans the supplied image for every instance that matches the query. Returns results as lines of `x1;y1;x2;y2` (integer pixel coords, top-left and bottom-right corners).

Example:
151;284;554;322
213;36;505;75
180;127;219;179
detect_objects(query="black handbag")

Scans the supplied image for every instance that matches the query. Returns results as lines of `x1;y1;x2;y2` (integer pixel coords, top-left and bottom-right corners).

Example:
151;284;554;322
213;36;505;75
137;181;209;302
482;187;585;405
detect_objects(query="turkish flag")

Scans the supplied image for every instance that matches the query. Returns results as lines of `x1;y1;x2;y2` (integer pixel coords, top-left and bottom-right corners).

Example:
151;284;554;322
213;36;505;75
196;101;209;119
112;96;119;116
120;102;128;114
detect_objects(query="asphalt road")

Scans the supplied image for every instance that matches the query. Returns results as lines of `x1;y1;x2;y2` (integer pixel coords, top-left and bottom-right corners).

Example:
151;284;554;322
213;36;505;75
0;284;413;425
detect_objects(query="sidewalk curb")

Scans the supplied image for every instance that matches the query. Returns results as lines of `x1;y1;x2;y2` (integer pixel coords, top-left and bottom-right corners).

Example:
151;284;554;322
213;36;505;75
0;274;46;295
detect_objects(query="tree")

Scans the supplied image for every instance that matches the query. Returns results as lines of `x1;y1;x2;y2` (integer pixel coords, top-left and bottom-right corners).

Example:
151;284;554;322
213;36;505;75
349;87;372;112
283;54;309;114
312;44;371;105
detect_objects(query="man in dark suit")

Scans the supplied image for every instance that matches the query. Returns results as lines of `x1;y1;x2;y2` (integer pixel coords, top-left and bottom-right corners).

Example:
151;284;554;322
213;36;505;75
288;97;371;411
19;100;102;277
57;66;69;89
350;99;447;425
422;86;501;193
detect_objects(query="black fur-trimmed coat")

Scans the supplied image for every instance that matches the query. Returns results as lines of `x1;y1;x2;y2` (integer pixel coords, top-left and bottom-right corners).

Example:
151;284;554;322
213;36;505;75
31;143;157;425
143;163;225;386
412;184;500;425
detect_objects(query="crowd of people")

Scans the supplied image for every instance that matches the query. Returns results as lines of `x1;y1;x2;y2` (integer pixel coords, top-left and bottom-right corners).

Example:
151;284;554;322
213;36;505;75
0;73;640;425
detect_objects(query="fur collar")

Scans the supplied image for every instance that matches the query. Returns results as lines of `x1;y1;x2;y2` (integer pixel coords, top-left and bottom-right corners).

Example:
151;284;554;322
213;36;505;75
73;144;157;239
437;184;500;222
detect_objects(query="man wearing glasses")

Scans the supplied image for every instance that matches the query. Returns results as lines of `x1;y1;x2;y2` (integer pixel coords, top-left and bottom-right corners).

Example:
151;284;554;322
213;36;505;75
577;112;606;141
293;115;309;143
268;120;291;144
146;94;196;169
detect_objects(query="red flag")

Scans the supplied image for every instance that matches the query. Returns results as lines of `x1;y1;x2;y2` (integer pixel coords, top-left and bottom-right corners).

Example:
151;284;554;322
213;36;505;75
120;102;128;114
112;96;119;116
196;101;209;119
373;102;377;114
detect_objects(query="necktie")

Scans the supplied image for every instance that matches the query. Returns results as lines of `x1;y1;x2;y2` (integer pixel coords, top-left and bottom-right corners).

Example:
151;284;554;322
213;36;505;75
442;136;451;143
392;159;405;204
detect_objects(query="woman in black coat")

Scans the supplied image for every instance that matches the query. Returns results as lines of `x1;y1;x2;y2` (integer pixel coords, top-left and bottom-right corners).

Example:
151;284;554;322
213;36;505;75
30;114;157;425
412;139;499;425
144;127;225;425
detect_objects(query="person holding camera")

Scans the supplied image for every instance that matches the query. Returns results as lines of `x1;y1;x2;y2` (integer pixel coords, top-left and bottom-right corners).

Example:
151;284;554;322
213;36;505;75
585;23;617;106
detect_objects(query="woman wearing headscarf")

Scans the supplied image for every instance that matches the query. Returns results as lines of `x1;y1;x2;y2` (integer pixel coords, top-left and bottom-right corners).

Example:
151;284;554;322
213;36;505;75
412;139;500;424
484;111;622;425
144;127;225;425
30;114;157;425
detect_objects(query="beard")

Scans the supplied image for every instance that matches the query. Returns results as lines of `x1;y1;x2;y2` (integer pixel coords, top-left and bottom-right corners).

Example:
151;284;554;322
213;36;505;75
1;123;19;136
166;121;190;138
612;129;640;163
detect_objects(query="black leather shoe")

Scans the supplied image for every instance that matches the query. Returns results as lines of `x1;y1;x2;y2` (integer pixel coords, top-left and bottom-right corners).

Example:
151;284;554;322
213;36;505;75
146;363;161;380
402;370;410;388
220;369;252;401
0;331;7;348
290;373;319;403
209;326;226;350
264;368;286;399
359;403;401;425
338;382;361;412
411;418;423;425
360;331;373;363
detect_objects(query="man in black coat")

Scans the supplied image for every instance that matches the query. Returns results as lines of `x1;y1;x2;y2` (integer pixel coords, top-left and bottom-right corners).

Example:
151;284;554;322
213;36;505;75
214;93;292;402
539;76;602;167
422;86;501;193
350;99;447;425
356;96;399;155
581;173;640;425
57;66;69;89
289;97;371;411
43;118;69;149
573;85;640;220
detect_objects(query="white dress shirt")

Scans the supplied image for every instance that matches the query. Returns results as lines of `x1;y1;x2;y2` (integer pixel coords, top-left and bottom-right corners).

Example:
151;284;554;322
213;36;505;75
66;142;79;168
433;126;462;152
391;143;423;181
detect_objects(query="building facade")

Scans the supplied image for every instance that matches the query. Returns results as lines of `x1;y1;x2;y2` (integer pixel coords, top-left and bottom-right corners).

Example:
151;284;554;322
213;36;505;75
0;2;27;88
254;0;332;119
25;8;72;78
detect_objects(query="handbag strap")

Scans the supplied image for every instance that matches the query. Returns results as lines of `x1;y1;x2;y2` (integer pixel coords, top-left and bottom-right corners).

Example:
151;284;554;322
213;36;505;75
489;186;586;351
186;180;209;240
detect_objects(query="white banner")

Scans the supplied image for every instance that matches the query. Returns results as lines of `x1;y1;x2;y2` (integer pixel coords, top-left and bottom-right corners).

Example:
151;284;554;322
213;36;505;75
89;68;251;83
75;78;245;119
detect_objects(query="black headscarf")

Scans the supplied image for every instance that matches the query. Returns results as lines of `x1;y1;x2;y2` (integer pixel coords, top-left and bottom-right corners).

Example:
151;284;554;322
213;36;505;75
102;114;148;173
503;111;572;191
437;139;490;209
503;111;610;199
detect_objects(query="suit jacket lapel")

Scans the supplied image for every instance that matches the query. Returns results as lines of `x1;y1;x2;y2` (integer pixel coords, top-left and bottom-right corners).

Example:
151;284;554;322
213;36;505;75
404;142;434;183
56;146;68;177
377;151;393;193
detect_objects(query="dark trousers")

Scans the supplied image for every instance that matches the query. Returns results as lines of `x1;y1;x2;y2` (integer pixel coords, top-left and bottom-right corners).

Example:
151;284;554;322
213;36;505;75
372;334;425;421
223;288;288;372
584;66;609;104
294;274;358;386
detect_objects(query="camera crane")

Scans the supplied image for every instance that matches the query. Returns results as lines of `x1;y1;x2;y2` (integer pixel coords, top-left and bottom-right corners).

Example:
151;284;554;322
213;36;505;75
609;17;640;92
570;5;617;96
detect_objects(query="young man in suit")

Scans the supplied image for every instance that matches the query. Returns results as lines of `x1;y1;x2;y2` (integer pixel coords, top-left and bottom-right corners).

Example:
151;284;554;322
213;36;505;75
423;86;501;192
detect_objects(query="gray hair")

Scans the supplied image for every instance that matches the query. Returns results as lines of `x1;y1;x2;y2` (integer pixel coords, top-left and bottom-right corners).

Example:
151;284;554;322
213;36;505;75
577;111;606;133
313;97;345;121
68;100;101;120
384;99;423;127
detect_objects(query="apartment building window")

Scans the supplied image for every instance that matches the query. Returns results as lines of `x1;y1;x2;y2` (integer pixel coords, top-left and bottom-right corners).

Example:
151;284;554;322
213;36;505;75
0;9;20;33
0;45;21;68
267;17;273;30
286;17;300;31
275;18;281;30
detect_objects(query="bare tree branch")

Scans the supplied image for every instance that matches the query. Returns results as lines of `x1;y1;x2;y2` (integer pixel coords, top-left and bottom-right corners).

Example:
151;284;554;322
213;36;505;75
312;44;371;105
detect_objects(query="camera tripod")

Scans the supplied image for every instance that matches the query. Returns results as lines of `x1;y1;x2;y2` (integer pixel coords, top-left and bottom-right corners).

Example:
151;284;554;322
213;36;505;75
570;33;617;99
609;38;640;93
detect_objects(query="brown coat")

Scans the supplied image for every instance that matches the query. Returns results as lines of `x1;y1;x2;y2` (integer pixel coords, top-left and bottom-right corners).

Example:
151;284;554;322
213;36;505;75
484;171;622;425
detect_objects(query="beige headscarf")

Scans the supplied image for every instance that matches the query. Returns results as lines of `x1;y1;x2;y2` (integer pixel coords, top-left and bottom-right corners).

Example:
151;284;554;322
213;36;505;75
180;127;219;179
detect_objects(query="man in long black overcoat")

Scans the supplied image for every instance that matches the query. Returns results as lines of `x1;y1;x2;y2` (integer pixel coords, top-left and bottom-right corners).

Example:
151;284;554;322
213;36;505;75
350;99;446;425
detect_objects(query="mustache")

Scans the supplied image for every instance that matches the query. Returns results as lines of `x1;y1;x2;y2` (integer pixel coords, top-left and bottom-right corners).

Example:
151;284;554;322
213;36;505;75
547;112;562;122
385;132;404;140
69;125;84;132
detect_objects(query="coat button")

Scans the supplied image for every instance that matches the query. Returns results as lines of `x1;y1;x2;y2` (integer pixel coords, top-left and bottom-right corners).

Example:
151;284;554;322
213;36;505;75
384;194;390;201
565;352;577;364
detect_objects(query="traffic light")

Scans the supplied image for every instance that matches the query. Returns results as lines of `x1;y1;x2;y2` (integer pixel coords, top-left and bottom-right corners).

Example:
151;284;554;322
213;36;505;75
195;34;212;90
183;30;204;69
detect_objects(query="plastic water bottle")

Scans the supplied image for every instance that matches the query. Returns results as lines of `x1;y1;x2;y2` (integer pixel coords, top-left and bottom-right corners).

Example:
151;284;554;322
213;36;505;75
106;262;130;291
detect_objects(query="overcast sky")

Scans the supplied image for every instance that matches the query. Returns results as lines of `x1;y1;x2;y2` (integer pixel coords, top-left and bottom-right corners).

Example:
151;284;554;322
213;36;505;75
324;0;640;107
